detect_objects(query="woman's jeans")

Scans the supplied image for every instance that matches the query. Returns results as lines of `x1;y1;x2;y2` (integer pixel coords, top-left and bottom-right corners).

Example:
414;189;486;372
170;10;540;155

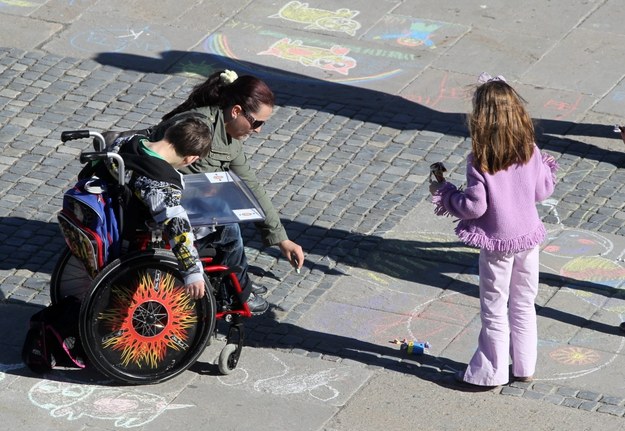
196;223;251;301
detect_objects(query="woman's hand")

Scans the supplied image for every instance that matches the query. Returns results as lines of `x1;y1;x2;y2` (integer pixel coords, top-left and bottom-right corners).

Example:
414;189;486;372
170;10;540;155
278;239;304;271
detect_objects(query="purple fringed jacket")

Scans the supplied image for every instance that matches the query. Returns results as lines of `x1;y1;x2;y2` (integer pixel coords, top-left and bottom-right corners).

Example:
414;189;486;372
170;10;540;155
432;145;558;253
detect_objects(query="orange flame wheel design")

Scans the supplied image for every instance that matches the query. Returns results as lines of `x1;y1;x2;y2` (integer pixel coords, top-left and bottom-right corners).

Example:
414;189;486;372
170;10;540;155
98;270;198;369
79;251;215;384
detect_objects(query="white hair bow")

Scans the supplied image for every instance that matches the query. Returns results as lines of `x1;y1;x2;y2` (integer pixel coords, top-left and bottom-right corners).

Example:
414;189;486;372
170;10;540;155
478;72;506;84
220;69;238;84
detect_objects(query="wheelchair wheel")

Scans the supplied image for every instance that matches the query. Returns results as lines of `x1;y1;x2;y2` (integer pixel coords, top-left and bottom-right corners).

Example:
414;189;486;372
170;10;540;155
218;343;239;375
50;246;92;304
80;250;216;384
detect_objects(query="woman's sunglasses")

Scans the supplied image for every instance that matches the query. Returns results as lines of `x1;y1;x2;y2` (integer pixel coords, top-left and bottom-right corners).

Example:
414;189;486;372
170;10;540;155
241;109;265;129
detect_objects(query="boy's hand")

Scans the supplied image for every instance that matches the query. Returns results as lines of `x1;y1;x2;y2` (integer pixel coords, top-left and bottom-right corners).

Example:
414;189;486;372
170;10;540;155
185;281;206;299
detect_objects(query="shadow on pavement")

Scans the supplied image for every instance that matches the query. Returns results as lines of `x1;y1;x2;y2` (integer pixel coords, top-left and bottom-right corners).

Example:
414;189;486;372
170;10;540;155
93;50;625;167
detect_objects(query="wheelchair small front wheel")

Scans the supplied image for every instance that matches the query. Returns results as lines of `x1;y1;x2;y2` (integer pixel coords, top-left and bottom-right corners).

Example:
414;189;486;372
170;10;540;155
218;343;239;375
80;250;216;384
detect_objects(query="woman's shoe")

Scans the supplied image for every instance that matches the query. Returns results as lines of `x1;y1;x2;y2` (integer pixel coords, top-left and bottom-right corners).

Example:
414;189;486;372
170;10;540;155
246;292;269;314
251;283;268;296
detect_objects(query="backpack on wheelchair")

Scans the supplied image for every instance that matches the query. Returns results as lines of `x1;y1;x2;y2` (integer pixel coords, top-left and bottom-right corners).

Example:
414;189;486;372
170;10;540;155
49;130;253;384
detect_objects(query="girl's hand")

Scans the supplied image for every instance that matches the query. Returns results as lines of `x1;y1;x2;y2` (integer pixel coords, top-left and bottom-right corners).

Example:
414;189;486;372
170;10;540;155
429;180;446;195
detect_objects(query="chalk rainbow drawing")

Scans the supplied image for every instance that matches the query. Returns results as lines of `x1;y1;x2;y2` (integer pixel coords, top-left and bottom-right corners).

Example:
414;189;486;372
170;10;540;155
258;37;356;76
270;1;361;36
202;33;403;84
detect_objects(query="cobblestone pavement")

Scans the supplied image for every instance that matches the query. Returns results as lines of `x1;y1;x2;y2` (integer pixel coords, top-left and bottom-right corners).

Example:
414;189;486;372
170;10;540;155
3;1;625;430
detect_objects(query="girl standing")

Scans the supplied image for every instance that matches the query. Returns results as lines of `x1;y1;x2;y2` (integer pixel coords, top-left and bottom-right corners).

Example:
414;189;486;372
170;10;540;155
430;73;558;386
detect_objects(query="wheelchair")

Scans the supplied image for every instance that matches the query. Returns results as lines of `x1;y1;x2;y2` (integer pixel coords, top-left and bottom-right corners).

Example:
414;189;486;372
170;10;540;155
51;130;253;385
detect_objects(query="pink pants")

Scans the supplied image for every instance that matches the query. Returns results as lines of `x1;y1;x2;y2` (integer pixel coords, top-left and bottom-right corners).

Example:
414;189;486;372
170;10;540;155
463;246;539;386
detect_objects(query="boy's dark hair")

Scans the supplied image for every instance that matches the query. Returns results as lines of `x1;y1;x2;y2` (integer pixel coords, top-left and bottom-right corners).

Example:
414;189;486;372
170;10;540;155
164;117;213;158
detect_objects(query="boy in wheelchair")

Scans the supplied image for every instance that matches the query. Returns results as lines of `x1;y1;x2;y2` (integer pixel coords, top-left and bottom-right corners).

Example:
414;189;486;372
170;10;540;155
91;117;213;299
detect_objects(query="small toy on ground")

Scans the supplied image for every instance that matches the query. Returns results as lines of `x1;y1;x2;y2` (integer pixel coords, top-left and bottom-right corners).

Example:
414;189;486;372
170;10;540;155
390;338;431;355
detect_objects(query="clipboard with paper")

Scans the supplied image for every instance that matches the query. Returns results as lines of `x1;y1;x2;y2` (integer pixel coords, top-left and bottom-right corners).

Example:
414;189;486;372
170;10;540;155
181;171;265;228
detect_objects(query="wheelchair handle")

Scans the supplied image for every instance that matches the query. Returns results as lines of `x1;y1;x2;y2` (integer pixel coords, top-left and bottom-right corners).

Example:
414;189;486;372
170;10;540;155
80;151;126;186
62;130;106;151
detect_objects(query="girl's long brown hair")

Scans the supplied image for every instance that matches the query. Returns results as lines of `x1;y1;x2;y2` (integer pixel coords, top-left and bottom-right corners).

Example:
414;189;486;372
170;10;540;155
469;80;535;174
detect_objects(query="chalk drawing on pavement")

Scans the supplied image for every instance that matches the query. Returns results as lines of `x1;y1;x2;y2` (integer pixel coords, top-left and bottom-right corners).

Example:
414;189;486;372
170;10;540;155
403;72;470;109
374;21;442;48
258;37;357;76
543;95;582;121
270;1;361;36
335;226;625;384
543;229;613;258
177;59;216;78
0;0;36;6
70;26;170;53
549;346;601;366
28;379;192;428
202;33;405;84
0;363;23;382
217;352;346;402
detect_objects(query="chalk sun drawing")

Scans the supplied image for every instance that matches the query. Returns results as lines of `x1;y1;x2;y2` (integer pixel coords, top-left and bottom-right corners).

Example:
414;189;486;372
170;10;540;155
270;1;361;36
549;346;601;366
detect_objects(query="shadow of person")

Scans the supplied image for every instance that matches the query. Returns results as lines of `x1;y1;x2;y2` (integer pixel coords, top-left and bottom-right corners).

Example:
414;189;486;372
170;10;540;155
93;50;625;167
